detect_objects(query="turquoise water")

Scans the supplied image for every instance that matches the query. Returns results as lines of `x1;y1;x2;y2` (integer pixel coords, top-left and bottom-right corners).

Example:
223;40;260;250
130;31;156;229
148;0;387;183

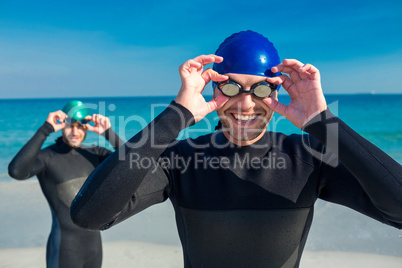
0;94;401;181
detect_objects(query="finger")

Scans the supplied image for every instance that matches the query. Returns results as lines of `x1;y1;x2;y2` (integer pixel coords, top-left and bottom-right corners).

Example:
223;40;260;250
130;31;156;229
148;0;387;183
266;75;294;92
271;65;303;83
184;59;201;69
179;55;224;77
272;65;304;76
206;94;229;114
92;114;100;125
54;111;66;122
84;115;93;122
271;66;302;83
271;66;296;75
59;112;67;121
193;54;224;66
54;114;63;125
83;115;94;126
55;110;65;116
101;117;108;128
105;117;111;127
263;97;289;118
53;114;66;130
271;59;304;73
202;68;228;83
283;59;305;69
180;59;203;73
280;59;318;80
299;63;320;79
299;63;318;72
289;70;302;83
85;124;95;132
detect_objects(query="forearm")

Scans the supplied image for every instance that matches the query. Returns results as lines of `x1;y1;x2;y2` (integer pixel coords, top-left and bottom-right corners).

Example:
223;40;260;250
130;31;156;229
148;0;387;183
102;127;124;150
71;101;194;230
8;122;54;180
304;109;402;223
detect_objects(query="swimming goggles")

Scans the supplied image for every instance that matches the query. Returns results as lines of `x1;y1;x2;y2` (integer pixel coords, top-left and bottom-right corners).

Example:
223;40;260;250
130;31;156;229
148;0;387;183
217;80;277;99
64;117;90;125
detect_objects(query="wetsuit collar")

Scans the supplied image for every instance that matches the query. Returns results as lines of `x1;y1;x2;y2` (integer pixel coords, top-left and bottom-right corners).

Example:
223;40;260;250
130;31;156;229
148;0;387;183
56;137;76;153
212;130;272;158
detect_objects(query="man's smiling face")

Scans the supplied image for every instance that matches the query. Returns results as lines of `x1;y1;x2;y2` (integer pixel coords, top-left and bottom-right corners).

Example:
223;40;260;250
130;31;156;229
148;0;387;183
62;122;87;148
215;73;277;146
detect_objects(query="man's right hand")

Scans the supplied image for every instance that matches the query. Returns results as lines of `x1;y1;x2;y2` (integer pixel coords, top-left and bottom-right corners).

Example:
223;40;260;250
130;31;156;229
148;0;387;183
174;54;230;123
46;110;67;132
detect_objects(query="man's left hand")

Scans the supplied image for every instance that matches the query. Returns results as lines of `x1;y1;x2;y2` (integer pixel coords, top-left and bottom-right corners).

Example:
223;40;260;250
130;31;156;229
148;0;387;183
85;114;111;134
263;59;327;129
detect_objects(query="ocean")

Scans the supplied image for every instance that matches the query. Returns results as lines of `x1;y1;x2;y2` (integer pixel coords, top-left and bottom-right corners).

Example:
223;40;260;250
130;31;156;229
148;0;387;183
0;94;401;256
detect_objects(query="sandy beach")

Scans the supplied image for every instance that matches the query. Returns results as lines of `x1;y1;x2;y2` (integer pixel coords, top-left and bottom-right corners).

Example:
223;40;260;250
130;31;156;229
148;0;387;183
1;180;401;267
1;241;402;268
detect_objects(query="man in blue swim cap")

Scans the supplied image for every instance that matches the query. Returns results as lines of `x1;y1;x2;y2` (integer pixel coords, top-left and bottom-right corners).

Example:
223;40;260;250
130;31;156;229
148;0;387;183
9;100;123;268
177;30;327;144
71;31;402;268
211;30;282;137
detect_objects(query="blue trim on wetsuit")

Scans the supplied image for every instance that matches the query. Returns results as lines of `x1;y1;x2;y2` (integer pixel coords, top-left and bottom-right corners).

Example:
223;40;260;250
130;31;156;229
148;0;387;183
47;206;61;268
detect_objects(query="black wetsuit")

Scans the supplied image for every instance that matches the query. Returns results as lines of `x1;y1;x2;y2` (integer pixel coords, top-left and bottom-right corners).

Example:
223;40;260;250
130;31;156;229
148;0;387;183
71;102;402;268
8;122;122;268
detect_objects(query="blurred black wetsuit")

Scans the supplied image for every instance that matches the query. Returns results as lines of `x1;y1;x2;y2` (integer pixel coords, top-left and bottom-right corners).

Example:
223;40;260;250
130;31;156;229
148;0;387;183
71;102;402;268
8;122;122;268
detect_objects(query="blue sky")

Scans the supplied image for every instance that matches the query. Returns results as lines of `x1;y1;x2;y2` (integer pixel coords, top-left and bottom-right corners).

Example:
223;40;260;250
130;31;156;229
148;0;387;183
1;0;401;98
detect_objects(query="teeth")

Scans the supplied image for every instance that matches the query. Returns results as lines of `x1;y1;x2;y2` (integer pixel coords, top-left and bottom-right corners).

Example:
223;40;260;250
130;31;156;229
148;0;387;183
233;114;257;121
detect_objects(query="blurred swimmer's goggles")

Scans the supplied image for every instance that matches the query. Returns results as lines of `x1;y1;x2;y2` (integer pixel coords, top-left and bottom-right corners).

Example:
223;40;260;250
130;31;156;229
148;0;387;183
217;80;277;98
64;117;90;125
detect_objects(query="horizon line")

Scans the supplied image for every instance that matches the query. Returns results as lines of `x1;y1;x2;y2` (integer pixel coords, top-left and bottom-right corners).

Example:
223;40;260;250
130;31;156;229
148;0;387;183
1;92;402;101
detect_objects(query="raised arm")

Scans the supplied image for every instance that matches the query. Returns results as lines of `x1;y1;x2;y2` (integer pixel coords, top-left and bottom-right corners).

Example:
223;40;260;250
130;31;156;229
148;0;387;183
71;55;229;230
265;59;402;226
8;110;66;180
85;113;124;150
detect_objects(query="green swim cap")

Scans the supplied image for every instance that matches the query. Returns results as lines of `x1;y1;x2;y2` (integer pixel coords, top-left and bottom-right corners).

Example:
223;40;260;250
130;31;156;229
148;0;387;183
62;100;89;120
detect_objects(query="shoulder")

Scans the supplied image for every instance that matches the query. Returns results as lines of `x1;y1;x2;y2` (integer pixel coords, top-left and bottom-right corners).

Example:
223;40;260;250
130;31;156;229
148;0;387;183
40;143;58;155
83;144;113;157
269;131;322;149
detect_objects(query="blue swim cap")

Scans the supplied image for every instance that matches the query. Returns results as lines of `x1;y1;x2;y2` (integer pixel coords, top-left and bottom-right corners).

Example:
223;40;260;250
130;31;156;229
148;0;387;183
213;30;281;89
